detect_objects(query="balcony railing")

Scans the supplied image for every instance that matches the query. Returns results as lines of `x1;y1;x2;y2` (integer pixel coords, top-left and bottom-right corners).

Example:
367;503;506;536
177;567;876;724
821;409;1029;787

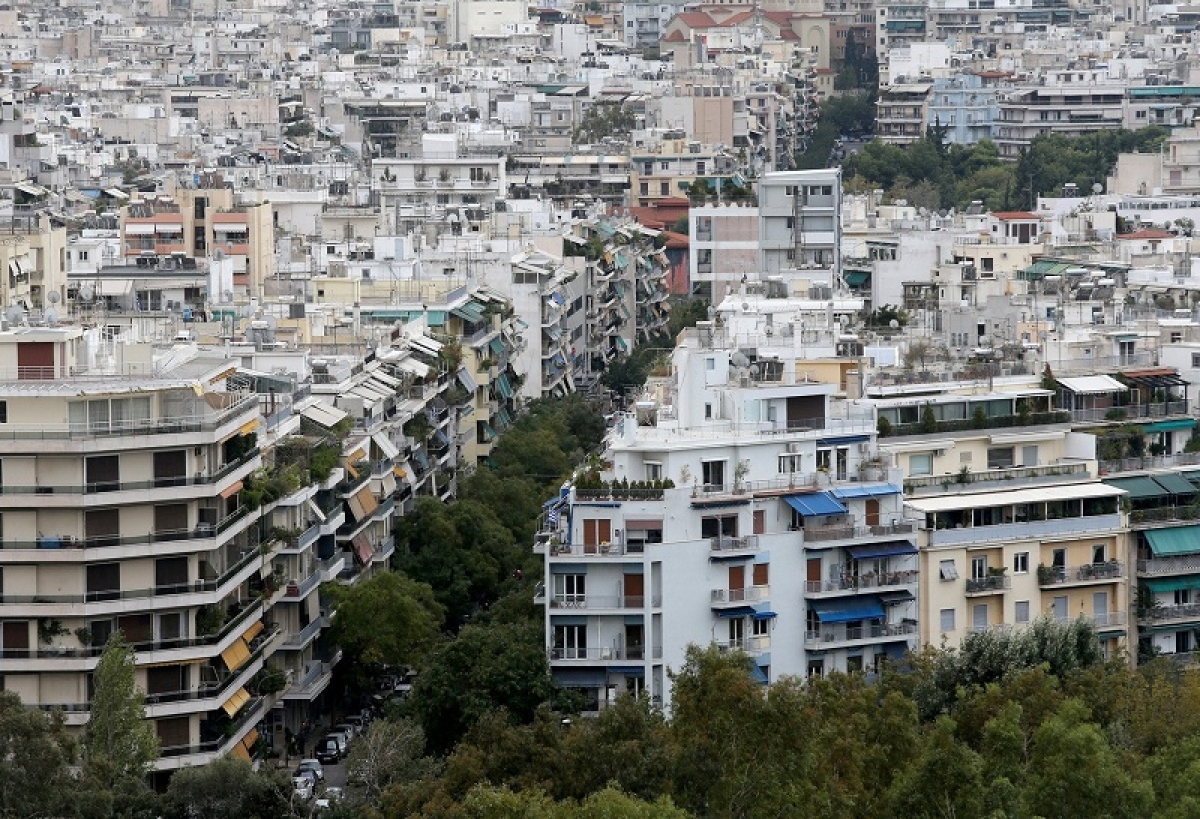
6;505;254;552
549;645;663;661
966;575;1011;594
1143;603;1200;622
886;411;1071;438
802;521;916;543
805;570;918;593
803;621;916;647
903;462;1088;494
713;635;771;654
1038;561;1124;585
709;534;760;553
1069;401;1189;424
0;448;260;495
1138;555;1200;576
547;594;660;609
0;393;258;438
711;585;770;604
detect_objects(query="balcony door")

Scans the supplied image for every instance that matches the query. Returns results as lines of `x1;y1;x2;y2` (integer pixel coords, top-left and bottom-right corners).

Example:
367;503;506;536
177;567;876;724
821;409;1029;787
622;572;643;607
1092;591;1109;625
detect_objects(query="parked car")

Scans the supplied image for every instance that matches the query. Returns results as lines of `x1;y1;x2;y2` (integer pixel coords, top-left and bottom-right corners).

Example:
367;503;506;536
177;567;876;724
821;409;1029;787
334;722;358;741
327;730;351;757
315;736;341;765
293;774;315;802
344;714;368;735
294;759;324;784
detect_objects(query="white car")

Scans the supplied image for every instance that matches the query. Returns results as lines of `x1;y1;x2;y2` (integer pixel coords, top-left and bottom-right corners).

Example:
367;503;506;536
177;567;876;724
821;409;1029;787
294;759;324;784
315;786;344;810
293;774;315;802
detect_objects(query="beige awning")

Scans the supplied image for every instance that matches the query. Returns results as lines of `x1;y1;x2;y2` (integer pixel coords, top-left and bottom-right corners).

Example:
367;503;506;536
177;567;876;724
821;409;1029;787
220;639;251;672
219;480;243;500
221;686;250;717
241;620;264;643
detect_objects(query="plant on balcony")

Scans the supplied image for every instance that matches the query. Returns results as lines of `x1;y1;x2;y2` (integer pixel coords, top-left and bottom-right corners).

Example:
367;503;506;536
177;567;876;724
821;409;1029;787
196;605;226;637
876;415;892;438
956;465;972;485
404;413;432;441
308;442;341;483
921;404;937;434
74;627;93;647
224;432;257;463
414;168;427;182
250;666;287;696
1036;564;1057;585
1105;407;1128;421
38;618;67;645
438;168;452;183
733;459;750;494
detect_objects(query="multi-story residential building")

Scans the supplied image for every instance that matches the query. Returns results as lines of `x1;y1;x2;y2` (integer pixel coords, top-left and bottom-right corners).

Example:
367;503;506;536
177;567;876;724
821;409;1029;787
689;201;761;302
995;71;1128;159
876;81;933;144
629;138;741;207
875;0;928;64
0;327;284;773
758;168;841;280
538;294;919;712
926;72;1005;145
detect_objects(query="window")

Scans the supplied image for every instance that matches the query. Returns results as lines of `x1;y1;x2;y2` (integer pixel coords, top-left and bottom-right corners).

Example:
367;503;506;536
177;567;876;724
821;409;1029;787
1051;595;1068;621
552;573;587;605
987;447;1015;469
939;559;958;581
909;453;933;476
752;617;770;636
816;448;832;472
1015;600;1030;623
727;616;744;647
701;460;725;490
86;563;120;601
552;624;587;659
660;182;670;196
701;515;738;539
940;608;956;632
705;358;715;370
1176;589;1192;606
1092;544;1106;564
0;402;7;423
1013;552;1029;574
644;461;662;482
704;403;713;420
1192;353;1200;368
971;556;987;580
778;453;804;473
1051;548;1066;569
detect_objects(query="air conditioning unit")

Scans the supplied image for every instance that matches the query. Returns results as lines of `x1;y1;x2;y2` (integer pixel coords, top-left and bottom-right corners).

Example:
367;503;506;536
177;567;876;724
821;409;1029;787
786;442;803;453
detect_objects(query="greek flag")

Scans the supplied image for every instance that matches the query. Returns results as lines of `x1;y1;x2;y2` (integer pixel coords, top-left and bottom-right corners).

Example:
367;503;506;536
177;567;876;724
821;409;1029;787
546;506;560;527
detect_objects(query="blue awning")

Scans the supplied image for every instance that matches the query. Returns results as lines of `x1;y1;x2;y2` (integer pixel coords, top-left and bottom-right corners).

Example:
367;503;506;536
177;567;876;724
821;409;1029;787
608;666;644;675
783;492;848;517
884;642;909;660
715;606;756;618
810;597;885;624
847;542;918;560
457;367;477;393
750;664;768;684
831;484;903;500
753;610;777;620
817;435;871;446
1144;418;1197;434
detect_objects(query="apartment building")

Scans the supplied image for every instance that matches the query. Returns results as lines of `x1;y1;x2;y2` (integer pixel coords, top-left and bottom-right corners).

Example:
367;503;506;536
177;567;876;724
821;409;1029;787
995;72;1128;159
758;168;841;279
689;202;761;302
0;327;280;771
538;301;919;713
876;82;933;145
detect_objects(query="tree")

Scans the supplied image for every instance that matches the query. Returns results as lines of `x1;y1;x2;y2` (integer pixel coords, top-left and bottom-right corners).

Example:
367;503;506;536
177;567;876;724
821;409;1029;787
0;691;79;817
886;717;986;819
163;757;294;819
345;718;440;805
82;632;159;793
442;784;694;819
326;571;444;679
411;621;555;754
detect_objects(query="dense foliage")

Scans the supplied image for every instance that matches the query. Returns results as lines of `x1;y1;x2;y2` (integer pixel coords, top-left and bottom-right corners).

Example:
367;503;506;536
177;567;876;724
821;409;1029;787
844;126;1169;211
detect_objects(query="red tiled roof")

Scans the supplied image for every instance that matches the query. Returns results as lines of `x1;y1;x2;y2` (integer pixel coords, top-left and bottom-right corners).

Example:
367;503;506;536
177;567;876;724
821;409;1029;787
992;211;1039;221
675;11;716;27
662;29;688;41
1117;228;1173;240
661;230;689;249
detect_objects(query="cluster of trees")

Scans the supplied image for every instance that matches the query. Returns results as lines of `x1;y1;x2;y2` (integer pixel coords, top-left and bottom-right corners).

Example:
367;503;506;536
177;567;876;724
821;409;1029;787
843;126;1170;212
361;620;1200;819
602;298;710;399
794;93;877;172
844;126;1171;212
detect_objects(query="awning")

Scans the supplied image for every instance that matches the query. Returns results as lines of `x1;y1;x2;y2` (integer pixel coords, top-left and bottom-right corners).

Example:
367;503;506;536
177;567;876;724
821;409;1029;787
238;419;260;436
105;188;129;200
212;221;247;232
753;610;777;620
817;435;871;446
230;742;252;762
496;373;514;400
624;518;663;529
844;270;870;287
123;223;156;235
830;484;903;500
750;665;768;684
219;480;244;500
451;301;487;323
220;639;252;672
301;402;349;428
880;590;915;604
98;279;133;296
352;532;373;564
783;492;848;517
347;486;379;521
1057;375;1127;394
1146;576;1200;593
408;335;442;356
714;606;756;618
395;358;431;378
14;182;47;197
240;728;259;755
608;666;645;675
847;542;918;560
1145;526;1200;557
1104;476;1166;500
1144;419;1198;434
221;687;250;717
242;620;265;643
1121;368;1188;389
553;669;606;687
372;432;399;460
810;597;885;623
457;367;477;393
884;642;909;660
905;482;1123;513
1154;472;1198;496
155;223;184;234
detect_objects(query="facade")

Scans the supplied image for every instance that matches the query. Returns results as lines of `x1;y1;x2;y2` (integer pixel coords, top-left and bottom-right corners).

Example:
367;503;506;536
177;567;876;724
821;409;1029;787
758;168;842;280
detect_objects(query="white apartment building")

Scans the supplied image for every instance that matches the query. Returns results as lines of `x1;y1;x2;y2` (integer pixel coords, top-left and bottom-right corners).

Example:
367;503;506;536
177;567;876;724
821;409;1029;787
538;308;919;713
758;168;842;283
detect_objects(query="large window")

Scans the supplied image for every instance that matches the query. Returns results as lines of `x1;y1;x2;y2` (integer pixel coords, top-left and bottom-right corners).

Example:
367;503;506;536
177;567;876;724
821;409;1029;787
552;624;587;659
987;447;1015;469
940;608;956;632
69;397;152;434
552;573;586;606
909;454;933;476
701;460;725;491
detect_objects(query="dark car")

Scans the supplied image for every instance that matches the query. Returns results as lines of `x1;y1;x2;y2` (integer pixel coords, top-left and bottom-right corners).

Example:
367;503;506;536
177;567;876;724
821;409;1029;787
315;737;341;765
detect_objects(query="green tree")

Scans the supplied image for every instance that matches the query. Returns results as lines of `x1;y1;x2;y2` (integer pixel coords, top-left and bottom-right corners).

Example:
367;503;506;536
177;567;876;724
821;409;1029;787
345;718;441;805
163;757;294;819
444;784;694;819
886;717;986;819
326;571;444;677
0;691;79;817
82;632;159;795
411;621;554;754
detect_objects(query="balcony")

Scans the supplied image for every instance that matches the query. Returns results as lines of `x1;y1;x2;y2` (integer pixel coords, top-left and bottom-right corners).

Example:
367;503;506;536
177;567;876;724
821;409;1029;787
928;514;1123;547
1138;554;1200;576
1141;602;1200;625
1037;561;1124;586
283;568;320;599
965;575;1011;595
281;656;338;701
0;393;259;440
711;585;770;606
709;534;760;555
803;621;916;649
1069;402;1189;424
801;521;916;545
713;635;770;655
902;463;1089;496
281;616;327;650
547;594;660;610
886;411;1071;438
549;645;663;661
804;570;918;595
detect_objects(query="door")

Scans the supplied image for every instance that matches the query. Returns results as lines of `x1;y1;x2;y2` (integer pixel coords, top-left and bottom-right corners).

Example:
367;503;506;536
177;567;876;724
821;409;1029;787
1052;595;1068;622
153;450;187;486
1022;445;1039;468
728;616;744;649
622;573;644;607
1;621;28;658
84;508;120;548
865;498;880;527
807;558;822;591
85;455;120;493
16;341;54;380
972;603;989;633
728;565;745;599
1092;591;1109;626
753;509;765;535
752;563;769;589
625;624;644;659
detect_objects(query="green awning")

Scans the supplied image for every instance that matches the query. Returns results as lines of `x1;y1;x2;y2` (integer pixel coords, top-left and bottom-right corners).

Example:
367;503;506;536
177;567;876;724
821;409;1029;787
426;311;447;326
451;301;487;324
1145;526;1200;557
489;338;505;356
1144;419;1198;434
844;271;870;287
1145;576;1200;593
496;373;513;400
1154;473;1198;496
1019;260;1072;281
1105;476;1169;501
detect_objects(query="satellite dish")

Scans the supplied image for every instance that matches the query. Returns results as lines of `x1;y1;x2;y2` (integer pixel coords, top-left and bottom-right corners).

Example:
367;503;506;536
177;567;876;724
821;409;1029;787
5;306;23;326
44;307;58;325
731;351;750;368
79;284;94;301
47;292;60;304
213;248;226;260
1092;183;1103;194
222;290;233;304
